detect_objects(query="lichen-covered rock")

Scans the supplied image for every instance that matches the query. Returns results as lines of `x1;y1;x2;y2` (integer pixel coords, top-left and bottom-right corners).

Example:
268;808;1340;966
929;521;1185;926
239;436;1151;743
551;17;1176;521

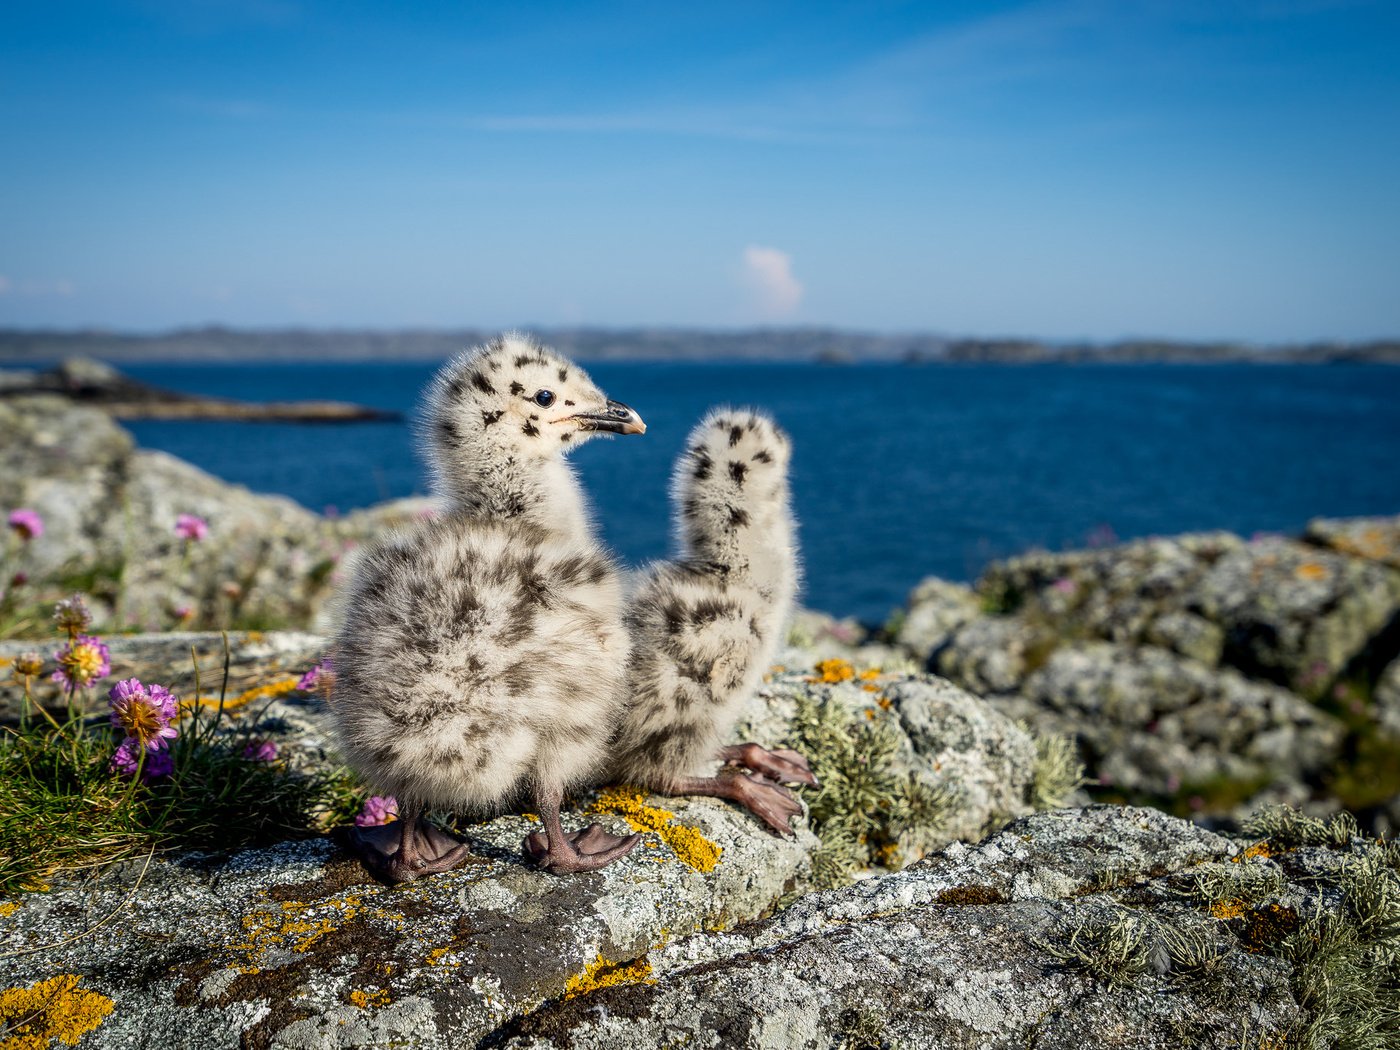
1192;537;1400;698
0;794;817;1049
1013;642;1343;798
490;805;1383;1049
891;576;982;658
1307;513;1400;570
1377;659;1400;740
0;397;429;635
735;668;1039;855
931;615;1055;695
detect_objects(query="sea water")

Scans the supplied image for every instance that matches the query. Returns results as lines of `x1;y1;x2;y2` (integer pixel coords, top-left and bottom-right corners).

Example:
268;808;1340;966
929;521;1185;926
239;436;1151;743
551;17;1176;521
122;361;1400;623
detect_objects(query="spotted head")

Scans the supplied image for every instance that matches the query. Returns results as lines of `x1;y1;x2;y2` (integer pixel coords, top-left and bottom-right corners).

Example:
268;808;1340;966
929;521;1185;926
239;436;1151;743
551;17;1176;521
423;332;645;465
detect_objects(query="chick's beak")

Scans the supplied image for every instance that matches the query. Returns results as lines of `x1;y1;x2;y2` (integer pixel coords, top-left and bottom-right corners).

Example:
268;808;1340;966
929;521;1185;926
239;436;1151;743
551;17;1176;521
573;399;646;435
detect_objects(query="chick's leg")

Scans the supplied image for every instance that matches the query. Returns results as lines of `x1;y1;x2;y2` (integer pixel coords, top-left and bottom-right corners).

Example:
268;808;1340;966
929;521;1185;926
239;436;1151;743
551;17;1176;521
671;768;804;838
349;800;470;884
719;742;819;787
523;784;641;874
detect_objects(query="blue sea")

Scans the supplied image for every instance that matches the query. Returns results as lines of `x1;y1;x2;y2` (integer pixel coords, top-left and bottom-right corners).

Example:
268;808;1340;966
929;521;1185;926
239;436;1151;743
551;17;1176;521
121;362;1400;624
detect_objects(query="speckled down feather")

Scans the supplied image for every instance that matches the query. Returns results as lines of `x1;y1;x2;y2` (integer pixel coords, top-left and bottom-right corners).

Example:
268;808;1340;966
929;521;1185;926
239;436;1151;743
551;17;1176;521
612;408;799;787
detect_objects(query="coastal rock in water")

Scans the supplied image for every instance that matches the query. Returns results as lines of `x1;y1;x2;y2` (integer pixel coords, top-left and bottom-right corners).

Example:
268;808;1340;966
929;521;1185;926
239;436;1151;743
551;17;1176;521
490;805;1387;1049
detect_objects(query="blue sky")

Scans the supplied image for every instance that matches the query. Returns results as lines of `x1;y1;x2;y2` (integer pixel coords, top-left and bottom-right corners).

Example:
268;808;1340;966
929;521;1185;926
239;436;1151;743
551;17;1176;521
2;0;1397;341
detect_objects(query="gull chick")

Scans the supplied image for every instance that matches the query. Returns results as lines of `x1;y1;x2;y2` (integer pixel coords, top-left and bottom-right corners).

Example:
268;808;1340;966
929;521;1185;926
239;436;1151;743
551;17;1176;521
611;409;817;835
331;334;646;881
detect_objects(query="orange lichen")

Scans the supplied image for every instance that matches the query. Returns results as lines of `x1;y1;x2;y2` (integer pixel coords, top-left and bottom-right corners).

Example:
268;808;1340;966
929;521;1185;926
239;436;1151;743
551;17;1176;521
1232;841;1274;863
588;787;722;872
1239;904;1300;951
188;676;301;713
348;988;391;1009
563;954;655;998
1210;898;1247;920
0;902;19;918
1294;562;1329;582
859;668;882;681
0;975;114;1050
813;658;855;684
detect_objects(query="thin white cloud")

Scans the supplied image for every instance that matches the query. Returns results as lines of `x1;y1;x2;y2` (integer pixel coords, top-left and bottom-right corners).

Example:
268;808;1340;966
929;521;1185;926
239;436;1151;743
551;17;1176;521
741;246;804;319
0;277;75;297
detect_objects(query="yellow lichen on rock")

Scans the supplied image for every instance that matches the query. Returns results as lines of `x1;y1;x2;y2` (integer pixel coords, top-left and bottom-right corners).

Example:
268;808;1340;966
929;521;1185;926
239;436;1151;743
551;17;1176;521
563;954;655;999
0;974;114;1050
588;788;722;873
1210;898;1246;920
0;902;19;918
1233;841;1274;863
348;988;391;1009
188;676;301;713
813;658;855;684
1294;562;1329;582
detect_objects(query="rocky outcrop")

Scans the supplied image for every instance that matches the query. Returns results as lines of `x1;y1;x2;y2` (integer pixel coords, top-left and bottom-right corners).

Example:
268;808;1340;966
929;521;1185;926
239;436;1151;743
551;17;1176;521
0;397;426;634
0;799;817;1049
486;805;1399;1049
887;521;1400;830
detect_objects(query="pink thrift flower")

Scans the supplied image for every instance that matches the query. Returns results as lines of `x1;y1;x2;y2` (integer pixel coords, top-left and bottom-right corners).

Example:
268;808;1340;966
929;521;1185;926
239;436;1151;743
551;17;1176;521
174;513;209;542
111;737;175;781
1051;577;1077;594
356;796;399;827
7;508;43;541
243;740;278;762
53;634;111;690
297;658;334;692
107;678;179;751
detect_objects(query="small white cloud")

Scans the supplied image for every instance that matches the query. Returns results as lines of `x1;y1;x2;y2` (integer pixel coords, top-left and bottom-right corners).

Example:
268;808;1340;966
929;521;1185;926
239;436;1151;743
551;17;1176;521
741;245;803;319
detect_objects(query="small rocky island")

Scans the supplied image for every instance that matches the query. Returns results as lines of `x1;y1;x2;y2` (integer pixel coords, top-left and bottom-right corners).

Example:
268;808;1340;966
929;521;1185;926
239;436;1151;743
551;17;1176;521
0;356;399;422
1;391;1397;1048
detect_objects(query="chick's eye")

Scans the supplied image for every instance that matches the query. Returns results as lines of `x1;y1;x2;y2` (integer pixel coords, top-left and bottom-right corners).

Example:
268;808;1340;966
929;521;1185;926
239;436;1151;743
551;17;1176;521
533;390;556;408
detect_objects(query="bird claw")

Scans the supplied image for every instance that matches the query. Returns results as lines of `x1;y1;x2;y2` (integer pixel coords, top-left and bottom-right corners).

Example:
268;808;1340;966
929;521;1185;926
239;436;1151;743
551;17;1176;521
721;742;820;788
348;819;471;884
723;770;804;838
522;826;642;874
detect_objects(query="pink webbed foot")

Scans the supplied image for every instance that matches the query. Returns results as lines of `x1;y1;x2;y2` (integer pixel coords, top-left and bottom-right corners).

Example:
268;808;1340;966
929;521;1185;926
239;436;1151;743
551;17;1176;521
349;815;471;885
522;823;641;874
673;768;806;838
720;742;820;788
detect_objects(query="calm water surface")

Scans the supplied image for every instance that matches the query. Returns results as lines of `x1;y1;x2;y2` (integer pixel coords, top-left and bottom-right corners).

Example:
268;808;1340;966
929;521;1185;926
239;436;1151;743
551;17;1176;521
122;362;1400;622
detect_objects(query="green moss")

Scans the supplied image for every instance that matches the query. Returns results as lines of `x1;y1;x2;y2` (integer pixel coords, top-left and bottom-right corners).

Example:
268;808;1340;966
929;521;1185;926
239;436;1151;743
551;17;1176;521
784;691;951;889
936;884;1006;906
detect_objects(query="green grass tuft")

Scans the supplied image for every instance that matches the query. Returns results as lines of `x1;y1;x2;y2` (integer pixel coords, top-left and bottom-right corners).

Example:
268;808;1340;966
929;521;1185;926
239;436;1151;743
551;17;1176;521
0;662;361;896
1243;805;1360;851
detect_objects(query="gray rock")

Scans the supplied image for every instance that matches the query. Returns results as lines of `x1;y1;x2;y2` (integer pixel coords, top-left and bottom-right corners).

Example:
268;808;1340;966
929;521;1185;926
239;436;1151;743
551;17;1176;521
1015;642;1344;798
0;396;430;636
490;806;1339;1049
1376;659;1400;740
1193;537;1400;698
891;576;982;658
0;795;817;1049
1306;514;1400;571
932;615;1055;695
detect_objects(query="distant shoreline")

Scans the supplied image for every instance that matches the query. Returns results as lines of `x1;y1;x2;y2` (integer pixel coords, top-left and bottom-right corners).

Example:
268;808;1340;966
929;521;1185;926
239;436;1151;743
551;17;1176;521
1;326;1396;366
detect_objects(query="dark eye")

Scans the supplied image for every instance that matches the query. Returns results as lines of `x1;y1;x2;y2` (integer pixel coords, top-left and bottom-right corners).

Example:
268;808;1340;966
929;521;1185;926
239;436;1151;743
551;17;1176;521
533;390;556;408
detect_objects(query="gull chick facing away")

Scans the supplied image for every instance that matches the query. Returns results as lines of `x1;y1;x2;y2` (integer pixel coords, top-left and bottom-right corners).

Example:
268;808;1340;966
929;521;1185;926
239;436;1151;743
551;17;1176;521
330;333;646;882
610;408;818;835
